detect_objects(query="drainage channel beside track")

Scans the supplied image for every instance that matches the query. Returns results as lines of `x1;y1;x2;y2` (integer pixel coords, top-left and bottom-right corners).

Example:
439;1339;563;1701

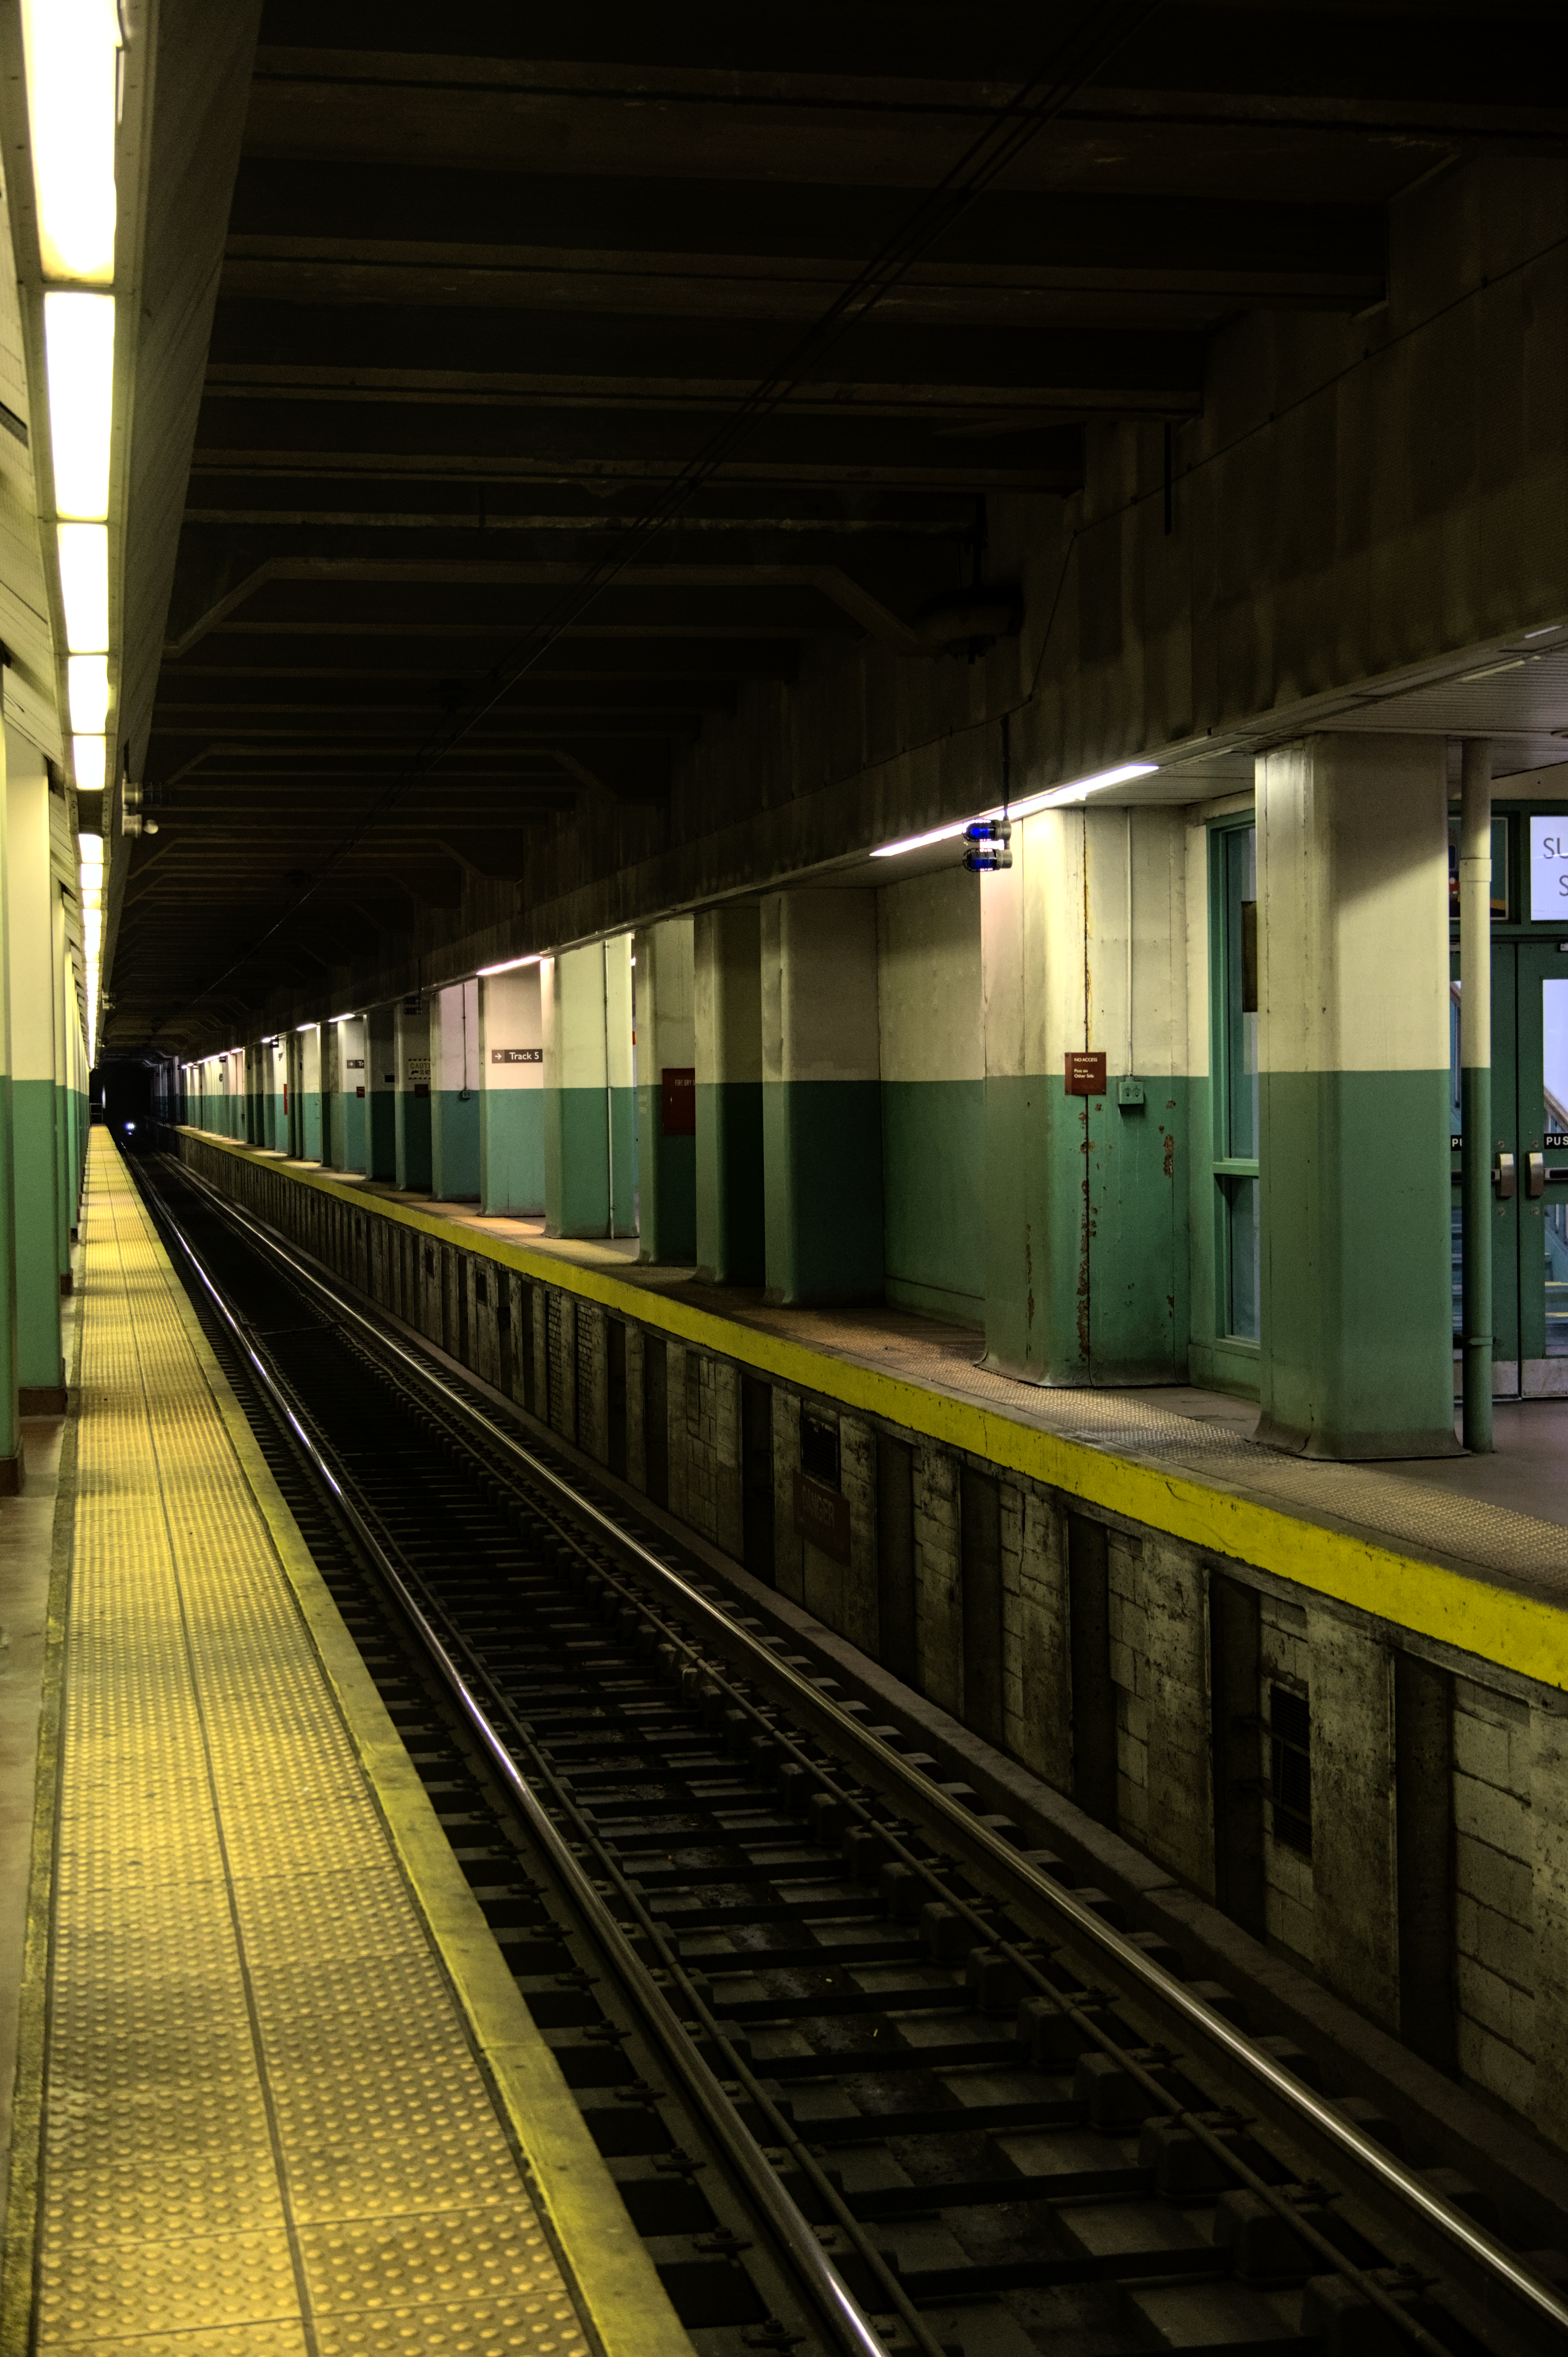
133;1150;1568;2357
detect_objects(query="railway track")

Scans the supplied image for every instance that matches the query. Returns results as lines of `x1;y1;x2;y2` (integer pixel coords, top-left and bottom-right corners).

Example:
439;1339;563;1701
133;1149;1568;2357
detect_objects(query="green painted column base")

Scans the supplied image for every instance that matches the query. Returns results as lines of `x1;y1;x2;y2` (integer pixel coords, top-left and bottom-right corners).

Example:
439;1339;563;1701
1258;1067;1460;1460
763;1080;883;1306
637;1084;695;1263
432;1090;481;1199
545;1088;611;1237
395;1094;433;1191
480;1092;544;1215
695;1080;764;1284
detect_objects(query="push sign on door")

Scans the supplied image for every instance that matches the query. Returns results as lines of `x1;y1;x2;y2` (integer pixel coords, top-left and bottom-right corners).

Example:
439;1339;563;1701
1531;817;1568;920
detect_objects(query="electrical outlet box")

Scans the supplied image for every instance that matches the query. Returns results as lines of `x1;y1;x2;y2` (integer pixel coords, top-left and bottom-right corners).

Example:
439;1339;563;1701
1116;1077;1146;1109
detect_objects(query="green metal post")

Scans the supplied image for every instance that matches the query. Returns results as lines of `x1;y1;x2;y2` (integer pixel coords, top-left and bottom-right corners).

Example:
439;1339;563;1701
1460;737;1493;1453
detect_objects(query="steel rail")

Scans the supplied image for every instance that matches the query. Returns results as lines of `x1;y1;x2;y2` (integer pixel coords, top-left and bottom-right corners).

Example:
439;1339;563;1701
143;1165;910;2357
159;1153;1568;2352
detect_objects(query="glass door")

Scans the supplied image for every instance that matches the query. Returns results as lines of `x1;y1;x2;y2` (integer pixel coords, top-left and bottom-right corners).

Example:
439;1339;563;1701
1454;942;1568;1395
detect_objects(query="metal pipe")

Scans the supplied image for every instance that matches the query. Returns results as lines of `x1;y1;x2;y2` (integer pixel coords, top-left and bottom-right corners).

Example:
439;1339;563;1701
1460;739;1493;1452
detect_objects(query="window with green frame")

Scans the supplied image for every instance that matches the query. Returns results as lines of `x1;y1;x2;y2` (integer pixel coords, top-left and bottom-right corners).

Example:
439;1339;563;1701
1211;818;1260;1344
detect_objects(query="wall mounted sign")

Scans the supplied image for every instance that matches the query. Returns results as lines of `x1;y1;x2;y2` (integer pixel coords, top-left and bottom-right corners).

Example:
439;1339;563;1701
792;1470;851;1565
345;1057;364;1069
1064;1051;1107;1096
491;1048;542;1063
1532;817;1568;921
662;1066;696;1135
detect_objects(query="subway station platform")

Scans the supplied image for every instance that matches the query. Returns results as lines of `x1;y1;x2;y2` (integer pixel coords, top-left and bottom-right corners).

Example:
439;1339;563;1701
185;1134;1568;1694
0;1138;674;2355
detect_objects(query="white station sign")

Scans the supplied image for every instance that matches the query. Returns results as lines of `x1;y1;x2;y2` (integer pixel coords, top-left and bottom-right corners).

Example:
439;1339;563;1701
1531;815;1568;922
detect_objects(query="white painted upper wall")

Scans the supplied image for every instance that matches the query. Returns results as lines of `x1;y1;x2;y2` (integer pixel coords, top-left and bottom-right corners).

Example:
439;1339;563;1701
635;916;696;1079
695;904;763;1085
478;964;543;1092
1258;734;1449;1076
877;866;982;1084
432;979;480;1093
763;889;881;1084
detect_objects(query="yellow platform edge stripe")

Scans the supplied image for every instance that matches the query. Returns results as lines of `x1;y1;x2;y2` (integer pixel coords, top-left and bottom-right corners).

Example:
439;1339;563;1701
180;1128;1568;1695
134;1146;695;2357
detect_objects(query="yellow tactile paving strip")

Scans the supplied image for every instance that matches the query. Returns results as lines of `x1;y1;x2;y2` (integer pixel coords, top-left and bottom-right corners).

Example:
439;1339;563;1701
33;1144;593;2355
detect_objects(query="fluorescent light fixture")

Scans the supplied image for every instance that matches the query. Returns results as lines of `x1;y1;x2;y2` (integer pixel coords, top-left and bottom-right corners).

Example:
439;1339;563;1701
868;765;1159;860
870;821;969;860
45;292;115;519
295;1022;317;1033
57;523;109;651
20;0;120;284
72;733;106;789
68;654;110;733
1459;656;1529;682
330;1012;357;1023
477;953;543;975
1003;763;1160;815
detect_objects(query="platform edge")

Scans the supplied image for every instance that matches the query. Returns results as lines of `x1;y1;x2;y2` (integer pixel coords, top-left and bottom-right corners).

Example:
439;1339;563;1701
179;1128;1568;1695
131;1155;697;2357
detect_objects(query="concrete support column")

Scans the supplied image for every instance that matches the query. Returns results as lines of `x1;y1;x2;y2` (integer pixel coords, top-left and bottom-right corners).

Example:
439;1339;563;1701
431;980;480;1199
1255;733;1457;1457
634;917;696;1264
606;934;636;1237
5;730;64;1408
877;869;984;1323
321;1025;340;1162
267;1038;287;1149
0;730;20;1488
327;1015;367;1171
982;809;1084;1380
51;891;71;1283
543;939;636;1239
393;998;432;1188
695;904;764;1284
367;1006;396;1179
761;889;882;1306
298;1025;324;1160
478;964;544;1215
981;805;1189;1382
1459;739;1493;1451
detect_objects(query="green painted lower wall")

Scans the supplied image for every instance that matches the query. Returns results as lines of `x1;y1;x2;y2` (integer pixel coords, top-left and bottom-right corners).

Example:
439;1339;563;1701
480;1092;544;1214
395;1093;432;1190
983;1072;1190;1385
367;1093;396;1181
432;1089;481;1198
1258;1066;1455;1457
53;1079;70;1274
636;1083;695;1262
611;1086;637;1238
695;1079;764;1283
0;1080;18;1464
763;1079;883;1305
10;1076;61;1388
881;1079;983;1316
301;1090;323;1161
546;1087;610;1236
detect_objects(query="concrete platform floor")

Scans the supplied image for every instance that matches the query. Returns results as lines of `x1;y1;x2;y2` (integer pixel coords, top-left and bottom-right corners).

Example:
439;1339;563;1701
242;1155;1568;1604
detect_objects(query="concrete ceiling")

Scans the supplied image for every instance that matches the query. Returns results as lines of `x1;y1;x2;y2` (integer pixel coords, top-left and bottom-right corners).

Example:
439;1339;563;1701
106;0;1568;1048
